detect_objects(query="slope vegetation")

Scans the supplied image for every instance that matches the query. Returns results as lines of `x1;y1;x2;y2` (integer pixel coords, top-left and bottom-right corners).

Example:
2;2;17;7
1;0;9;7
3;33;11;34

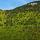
0;1;40;40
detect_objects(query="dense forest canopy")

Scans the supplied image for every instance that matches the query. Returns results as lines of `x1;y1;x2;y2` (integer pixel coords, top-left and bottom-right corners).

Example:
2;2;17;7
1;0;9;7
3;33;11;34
0;1;40;28
0;1;40;40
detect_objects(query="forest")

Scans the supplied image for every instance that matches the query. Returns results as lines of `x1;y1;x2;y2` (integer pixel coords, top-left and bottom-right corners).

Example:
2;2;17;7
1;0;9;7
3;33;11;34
0;1;40;40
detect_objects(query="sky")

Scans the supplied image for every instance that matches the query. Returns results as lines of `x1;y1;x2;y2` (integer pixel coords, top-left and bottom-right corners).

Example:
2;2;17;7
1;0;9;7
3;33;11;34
0;0;33;10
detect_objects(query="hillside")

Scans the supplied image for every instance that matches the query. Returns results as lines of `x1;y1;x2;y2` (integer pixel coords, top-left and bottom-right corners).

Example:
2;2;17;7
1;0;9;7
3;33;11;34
0;1;40;40
11;1;40;13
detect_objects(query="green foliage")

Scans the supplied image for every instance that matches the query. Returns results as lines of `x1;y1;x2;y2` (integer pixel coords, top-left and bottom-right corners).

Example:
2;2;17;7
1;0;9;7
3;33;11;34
0;2;40;40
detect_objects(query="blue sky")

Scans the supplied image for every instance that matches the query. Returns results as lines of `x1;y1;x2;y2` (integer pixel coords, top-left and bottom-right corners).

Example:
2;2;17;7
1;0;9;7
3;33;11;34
0;0;33;10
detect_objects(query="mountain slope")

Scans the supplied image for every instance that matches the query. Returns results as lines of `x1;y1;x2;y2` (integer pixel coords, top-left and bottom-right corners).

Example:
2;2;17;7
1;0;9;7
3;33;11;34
0;1;40;40
10;1;40;13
